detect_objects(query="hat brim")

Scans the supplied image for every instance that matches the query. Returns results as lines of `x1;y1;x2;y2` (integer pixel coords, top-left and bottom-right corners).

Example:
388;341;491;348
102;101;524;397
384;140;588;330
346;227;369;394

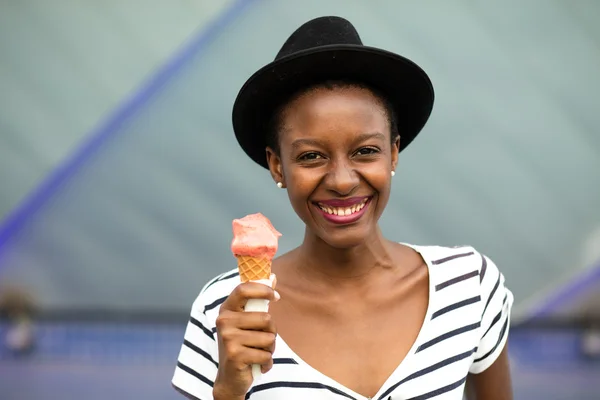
232;44;434;169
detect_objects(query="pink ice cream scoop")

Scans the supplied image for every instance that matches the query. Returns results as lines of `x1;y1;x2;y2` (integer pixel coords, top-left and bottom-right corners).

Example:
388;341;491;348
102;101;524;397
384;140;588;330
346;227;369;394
231;213;281;282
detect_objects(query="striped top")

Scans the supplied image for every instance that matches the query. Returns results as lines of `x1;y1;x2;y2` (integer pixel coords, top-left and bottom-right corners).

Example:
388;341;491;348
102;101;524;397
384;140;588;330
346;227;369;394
172;244;513;400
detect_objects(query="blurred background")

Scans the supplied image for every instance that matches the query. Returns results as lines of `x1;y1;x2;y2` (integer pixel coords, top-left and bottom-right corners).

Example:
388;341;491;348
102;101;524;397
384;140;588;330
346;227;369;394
0;0;599;399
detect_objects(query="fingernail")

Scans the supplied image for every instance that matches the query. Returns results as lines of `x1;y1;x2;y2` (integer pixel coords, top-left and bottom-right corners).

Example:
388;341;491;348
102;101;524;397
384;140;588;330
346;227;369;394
274;290;281;301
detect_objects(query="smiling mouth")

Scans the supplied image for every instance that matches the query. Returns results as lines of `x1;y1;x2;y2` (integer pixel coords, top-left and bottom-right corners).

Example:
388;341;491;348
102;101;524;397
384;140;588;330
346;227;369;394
316;197;369;216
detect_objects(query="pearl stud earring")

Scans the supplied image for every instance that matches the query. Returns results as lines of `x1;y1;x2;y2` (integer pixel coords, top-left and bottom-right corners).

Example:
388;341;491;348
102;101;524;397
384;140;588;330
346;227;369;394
276;182;283;188
391;171;396;177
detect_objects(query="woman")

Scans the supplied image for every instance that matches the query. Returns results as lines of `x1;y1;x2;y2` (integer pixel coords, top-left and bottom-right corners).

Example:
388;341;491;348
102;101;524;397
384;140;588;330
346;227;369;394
172;16;513;400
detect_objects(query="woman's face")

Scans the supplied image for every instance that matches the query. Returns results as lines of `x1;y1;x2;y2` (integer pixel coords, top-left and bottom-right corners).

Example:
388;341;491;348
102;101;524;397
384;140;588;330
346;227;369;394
267;85;399;249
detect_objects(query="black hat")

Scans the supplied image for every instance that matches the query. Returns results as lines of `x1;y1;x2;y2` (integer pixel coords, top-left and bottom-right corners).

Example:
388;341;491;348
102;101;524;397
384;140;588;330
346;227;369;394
232;16;434;169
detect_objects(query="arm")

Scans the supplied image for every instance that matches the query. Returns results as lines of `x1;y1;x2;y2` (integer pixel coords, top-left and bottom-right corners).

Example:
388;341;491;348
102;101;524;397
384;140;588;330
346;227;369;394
465;346;513;400
171;281;278;400
171;290;220;400
466;251;514;399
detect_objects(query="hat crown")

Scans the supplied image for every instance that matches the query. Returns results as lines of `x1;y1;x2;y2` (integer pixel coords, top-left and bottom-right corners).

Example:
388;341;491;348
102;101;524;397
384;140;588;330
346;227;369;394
275;16;363;60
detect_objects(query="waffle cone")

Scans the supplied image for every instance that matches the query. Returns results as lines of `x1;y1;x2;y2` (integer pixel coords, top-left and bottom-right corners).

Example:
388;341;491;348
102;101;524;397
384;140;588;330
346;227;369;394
236;255;272;282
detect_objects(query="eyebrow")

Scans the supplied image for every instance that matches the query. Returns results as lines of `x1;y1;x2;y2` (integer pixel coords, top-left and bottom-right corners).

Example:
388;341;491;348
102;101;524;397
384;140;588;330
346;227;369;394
291;138;321;151
354;132;386;143
290;132;386;150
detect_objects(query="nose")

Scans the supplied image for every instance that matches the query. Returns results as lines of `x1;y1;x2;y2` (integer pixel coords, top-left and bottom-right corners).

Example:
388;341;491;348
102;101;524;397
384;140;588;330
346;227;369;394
324;159;359;196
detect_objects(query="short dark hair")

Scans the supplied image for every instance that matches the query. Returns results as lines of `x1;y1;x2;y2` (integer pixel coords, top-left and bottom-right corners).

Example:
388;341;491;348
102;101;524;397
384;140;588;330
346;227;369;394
265;79;399;155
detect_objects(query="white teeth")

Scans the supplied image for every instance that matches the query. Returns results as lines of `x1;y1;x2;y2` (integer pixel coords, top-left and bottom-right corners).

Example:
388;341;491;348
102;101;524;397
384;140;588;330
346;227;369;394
317;198;369;216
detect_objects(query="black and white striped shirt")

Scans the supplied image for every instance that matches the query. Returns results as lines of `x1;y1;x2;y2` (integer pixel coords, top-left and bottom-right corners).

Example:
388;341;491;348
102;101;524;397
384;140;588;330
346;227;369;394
172;244;513;400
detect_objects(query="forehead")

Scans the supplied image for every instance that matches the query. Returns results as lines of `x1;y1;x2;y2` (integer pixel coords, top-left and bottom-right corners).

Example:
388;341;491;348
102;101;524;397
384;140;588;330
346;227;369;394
278;86;389;144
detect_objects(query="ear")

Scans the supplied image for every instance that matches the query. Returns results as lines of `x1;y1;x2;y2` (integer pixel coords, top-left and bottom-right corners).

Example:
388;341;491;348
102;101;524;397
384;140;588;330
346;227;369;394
391;136;400;171
266;147;285;187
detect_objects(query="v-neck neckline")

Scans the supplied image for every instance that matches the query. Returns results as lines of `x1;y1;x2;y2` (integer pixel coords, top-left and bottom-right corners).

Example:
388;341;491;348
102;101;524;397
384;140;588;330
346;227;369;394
271;243;435;400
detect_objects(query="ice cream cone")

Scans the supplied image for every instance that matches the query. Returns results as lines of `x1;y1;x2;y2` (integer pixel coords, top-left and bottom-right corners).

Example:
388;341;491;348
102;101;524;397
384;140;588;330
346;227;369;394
230;213;281;382
236;255;272;283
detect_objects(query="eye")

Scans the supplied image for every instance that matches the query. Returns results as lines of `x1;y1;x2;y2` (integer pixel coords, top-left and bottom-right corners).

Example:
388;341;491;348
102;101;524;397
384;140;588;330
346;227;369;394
298;152;323;161
355;147;380;156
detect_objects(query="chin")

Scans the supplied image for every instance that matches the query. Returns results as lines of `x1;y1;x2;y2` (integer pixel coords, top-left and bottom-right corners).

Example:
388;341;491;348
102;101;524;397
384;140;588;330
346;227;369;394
316;224;376;249
322;237;367;250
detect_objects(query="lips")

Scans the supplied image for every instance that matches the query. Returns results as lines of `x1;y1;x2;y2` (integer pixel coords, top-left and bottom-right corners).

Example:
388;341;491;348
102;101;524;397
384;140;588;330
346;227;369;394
313;196;372;225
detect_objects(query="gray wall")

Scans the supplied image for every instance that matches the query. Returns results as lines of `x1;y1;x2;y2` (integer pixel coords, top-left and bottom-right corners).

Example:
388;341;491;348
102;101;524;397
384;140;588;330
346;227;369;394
0;0;598;317
0;0;233;219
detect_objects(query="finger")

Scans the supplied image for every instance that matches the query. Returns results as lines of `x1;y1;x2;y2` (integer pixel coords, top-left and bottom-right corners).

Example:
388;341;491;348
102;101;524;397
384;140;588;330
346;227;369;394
261;357;274;374
234;312;277;333
271;275;281;302
237;330;277;351
221;282;277;311
239;347;272;368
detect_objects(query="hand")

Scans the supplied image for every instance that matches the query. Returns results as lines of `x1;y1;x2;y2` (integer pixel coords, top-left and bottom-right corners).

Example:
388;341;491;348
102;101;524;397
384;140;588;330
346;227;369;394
213;280;279;399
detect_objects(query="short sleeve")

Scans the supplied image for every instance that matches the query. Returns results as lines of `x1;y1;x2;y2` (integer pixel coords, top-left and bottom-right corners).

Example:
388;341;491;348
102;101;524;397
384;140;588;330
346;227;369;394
469;253;514;374
172;292;219;399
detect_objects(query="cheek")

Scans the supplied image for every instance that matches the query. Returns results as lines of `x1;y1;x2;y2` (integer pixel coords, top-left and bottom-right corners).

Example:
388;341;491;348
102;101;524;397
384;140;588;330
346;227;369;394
287;171;318;198
361;164;391;191
285;169;320;211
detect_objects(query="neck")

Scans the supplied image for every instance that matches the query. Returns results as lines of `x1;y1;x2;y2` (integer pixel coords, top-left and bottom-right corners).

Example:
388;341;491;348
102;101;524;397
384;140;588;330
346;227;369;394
296;225;394;285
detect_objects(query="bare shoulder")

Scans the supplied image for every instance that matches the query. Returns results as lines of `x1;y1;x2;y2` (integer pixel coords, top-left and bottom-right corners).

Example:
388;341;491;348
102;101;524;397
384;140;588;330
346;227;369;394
389;241;429;275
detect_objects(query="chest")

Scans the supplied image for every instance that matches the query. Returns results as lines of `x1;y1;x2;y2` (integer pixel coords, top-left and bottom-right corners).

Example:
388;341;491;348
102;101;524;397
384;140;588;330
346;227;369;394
269;276;429;398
